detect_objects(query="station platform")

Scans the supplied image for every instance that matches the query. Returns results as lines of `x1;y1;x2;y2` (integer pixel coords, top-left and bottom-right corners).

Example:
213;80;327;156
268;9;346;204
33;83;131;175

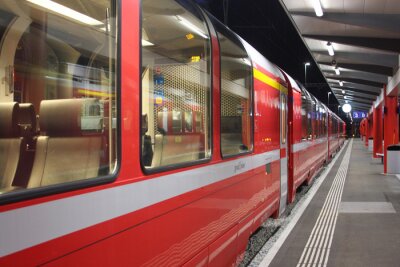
262;139;400;267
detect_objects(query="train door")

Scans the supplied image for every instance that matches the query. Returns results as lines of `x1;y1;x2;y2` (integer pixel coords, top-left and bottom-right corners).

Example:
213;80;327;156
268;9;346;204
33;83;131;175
279;92;288;214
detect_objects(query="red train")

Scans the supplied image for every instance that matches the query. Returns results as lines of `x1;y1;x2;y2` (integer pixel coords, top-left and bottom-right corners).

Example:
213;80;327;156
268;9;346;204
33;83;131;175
0;0;345;266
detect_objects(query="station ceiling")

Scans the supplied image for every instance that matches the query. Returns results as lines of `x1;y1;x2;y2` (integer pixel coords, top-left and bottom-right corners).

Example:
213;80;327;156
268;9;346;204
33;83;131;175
280;0;400;112
196;0;400;117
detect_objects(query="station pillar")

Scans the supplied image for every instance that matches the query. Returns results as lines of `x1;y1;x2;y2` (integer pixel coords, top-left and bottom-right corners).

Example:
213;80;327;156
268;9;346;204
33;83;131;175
373;104;383;158
365;114;371;147
384;89;399;173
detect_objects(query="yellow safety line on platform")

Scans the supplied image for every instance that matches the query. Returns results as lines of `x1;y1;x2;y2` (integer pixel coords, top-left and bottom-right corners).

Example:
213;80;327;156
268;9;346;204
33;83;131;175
253;68;288;94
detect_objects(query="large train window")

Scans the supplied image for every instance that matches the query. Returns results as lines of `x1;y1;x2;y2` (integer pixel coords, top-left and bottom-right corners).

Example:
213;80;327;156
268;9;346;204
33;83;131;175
141;0;211;170
213;20;253;157
0;1;117;196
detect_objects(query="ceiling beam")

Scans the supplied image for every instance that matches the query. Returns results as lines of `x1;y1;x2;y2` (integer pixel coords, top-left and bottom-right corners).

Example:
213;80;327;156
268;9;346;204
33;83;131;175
335;97;373;105
327;79;382;93
330;86;380;96
332;91;376;101
292;12;400;34
319;62;393;76
338;101;371;107
325;76;385;88
323;68;388;83
304;34;400;53
313;51;398;69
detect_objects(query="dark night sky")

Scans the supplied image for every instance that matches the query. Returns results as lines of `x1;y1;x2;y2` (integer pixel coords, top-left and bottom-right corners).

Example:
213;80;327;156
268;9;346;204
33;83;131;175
194;0;339;108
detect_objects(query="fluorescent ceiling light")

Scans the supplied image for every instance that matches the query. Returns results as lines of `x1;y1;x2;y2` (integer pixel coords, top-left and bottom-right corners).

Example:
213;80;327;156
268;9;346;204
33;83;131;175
176;15;208;39
142;39;154;46
342;89;345;94
339;81;343;86
335;67;340;75
26;0;103;26
311;0;323;17
327;42;334;56
342;103;352;113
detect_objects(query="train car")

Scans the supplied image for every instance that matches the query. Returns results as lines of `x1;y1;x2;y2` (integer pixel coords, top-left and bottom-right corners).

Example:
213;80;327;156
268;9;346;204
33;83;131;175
340;120;346;146
0;0;343;266
281;73;328;203
328;111;343;158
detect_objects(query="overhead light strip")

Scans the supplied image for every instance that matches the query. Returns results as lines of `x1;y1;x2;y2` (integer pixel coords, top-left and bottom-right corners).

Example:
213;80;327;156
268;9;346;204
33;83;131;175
26;0;103;26
311;0;323;17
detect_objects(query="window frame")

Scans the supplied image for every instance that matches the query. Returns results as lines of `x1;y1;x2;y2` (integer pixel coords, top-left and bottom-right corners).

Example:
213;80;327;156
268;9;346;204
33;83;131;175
139;1;214;174
0;0;121;205
211;17;254;159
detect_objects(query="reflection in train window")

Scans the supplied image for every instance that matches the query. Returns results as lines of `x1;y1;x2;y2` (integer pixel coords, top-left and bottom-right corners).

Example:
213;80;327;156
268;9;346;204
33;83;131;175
141;0;211;169
213;18;253;157
301;89;313;140
0;1;118;195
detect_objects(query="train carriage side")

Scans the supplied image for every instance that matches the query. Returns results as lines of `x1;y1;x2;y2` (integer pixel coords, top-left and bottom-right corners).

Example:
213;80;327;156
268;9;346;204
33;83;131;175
241;41;289;216
0;0;287;266
279;72;303;203
282;77;329;202
328;111;341;157
340;120;346;146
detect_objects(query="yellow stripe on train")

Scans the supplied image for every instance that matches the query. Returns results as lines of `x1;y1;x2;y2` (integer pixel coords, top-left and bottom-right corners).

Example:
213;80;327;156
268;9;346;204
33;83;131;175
253;68;288;94
77;89;115;98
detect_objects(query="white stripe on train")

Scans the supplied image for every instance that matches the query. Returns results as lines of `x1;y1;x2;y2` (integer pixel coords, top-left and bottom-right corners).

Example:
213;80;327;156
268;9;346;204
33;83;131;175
0;149;280;257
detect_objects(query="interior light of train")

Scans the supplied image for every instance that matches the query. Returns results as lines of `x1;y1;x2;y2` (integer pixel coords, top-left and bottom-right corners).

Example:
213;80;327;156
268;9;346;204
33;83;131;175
142;39;154;46
176;15;208;39
191;56;201;62
311;0;323;17
186;33;195;40
26;0;104;26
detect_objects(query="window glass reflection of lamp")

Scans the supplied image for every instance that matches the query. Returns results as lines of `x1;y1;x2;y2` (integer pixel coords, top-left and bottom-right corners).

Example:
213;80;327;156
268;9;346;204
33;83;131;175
335;67;340;75
176;15;208;39
26;0;104;26
327;42;334;56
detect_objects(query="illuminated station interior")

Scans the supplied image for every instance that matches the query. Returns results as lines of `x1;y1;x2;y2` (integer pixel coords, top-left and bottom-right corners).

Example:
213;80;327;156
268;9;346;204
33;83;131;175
0;0;399;266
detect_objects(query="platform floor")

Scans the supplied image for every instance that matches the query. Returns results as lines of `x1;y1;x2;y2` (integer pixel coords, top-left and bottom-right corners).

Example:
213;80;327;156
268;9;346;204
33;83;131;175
268;139;400;267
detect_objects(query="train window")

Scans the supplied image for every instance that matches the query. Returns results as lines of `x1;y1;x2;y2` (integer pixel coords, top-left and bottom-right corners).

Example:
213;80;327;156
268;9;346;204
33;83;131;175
281;95;287;144
301;89;312;140
213;20;253;157
321;107;327;136
0;1;117;196
141;0;211;169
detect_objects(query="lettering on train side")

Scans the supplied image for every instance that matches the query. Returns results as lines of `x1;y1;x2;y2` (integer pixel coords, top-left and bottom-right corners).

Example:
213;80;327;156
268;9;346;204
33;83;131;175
234;161;246;173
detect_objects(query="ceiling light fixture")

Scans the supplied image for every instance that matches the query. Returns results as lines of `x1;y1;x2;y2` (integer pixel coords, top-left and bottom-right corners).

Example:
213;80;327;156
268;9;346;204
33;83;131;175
26;0;103;26
327;42;334;56
342;89;345;94
335;67;340;75
339;81;343;86
311;0;323;17
142;40;154;47
342;103;352;113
